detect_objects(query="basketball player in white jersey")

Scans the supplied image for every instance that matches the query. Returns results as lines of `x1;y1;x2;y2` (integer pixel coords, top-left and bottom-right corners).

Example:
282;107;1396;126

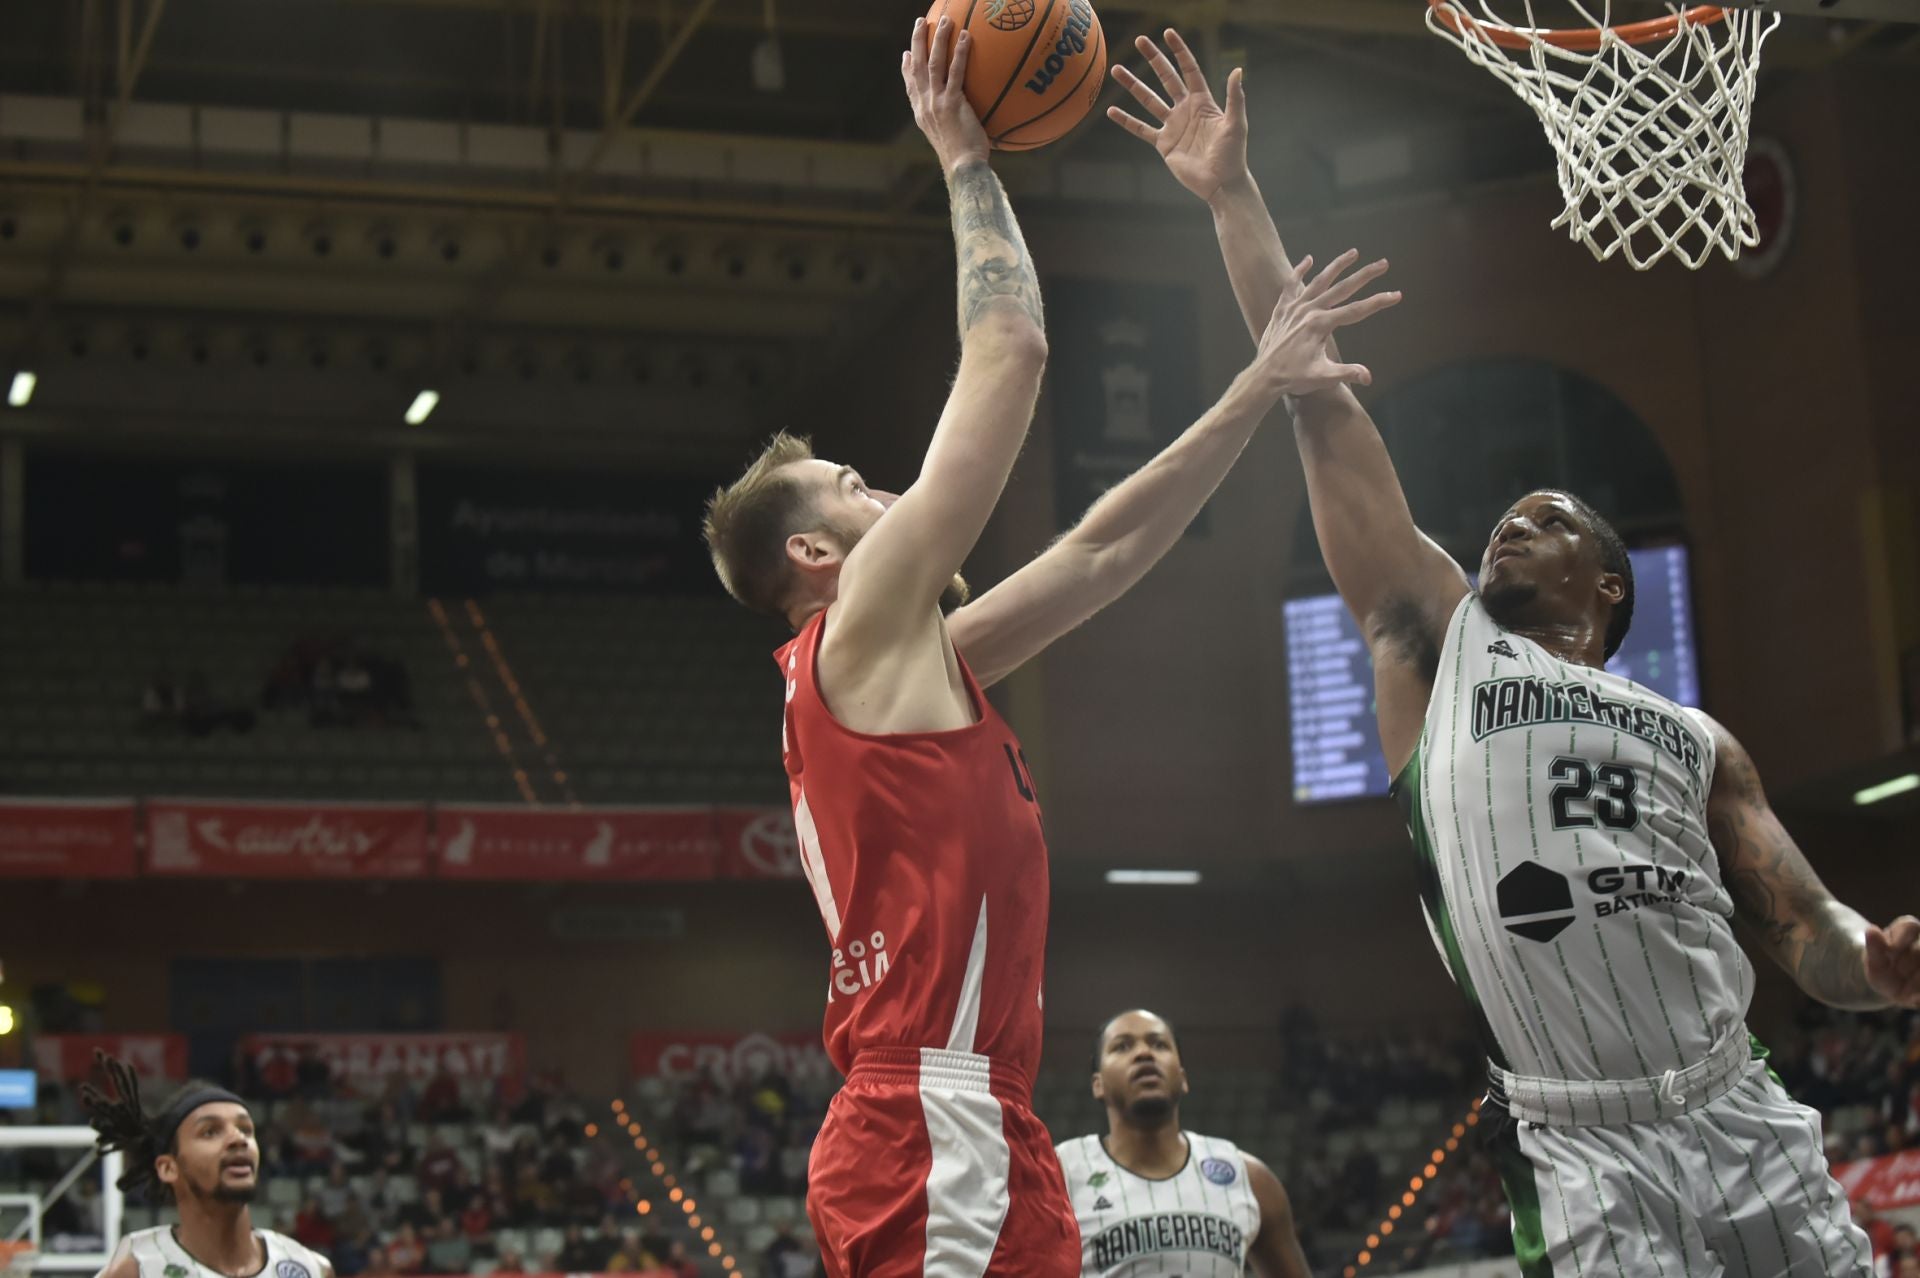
1108;29;1920;1278
1056;1011;1310;1278
79;1053;333;1278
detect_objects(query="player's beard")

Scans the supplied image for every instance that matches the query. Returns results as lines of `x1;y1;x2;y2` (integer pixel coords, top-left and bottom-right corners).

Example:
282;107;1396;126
210;1182;258;1205
1125;1095;1176;1124
1479;578;1539;632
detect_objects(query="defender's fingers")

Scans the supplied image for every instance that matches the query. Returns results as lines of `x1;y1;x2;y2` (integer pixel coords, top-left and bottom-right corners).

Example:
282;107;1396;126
1135;34;1188;102
1164;29;1212;100
1106;105;1160;145
1112;64;1173;121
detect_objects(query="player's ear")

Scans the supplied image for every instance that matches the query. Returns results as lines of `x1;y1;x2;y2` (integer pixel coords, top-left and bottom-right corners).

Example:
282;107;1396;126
155;1153;180;1188
786;529;842;571
1091;1072;1106;1102
1597;569;1626;609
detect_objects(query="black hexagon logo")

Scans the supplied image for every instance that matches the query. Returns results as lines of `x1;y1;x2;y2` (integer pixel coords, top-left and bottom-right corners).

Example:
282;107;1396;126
1498;862;1575;943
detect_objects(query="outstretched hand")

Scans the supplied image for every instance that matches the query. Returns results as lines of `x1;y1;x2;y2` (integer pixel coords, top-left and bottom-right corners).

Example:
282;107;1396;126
1107;28;1248;203
1866;915;1920;1009
903;15;991;178
1245;250;1401;399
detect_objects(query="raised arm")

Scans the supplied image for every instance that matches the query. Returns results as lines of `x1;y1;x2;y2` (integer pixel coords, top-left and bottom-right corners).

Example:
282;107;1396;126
950;253;1400;687
831;16;1048;649
1111;32;1469;739
1705;715;1920;1011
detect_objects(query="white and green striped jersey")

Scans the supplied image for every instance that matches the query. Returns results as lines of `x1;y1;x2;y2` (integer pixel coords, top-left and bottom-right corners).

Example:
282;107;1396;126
117;1228;329;1278
1055;1132;1261;1278
1394;593;1747;1083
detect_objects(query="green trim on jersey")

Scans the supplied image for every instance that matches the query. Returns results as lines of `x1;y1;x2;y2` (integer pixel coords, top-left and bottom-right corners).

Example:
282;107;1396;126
1394;743;1510;1071
1491;1120;1555;1278
1750;1032;1785;1088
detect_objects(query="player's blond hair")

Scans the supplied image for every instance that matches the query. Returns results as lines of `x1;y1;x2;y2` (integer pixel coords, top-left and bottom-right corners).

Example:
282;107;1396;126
703;432;820;619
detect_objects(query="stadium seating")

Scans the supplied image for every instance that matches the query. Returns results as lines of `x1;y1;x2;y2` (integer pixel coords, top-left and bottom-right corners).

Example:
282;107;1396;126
0;584;786;805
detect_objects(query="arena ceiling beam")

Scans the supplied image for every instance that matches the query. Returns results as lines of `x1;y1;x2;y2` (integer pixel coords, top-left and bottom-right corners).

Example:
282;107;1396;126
30;0;169;343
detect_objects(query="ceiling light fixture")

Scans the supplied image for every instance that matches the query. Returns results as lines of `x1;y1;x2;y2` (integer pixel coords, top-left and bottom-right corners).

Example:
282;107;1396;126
1854;774;1919;806
405;390;440;425
1105;869;1201;886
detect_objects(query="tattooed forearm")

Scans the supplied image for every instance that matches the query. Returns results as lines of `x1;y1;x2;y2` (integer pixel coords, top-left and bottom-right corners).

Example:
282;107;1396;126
1712;745;1886;1010
947;160;1044;334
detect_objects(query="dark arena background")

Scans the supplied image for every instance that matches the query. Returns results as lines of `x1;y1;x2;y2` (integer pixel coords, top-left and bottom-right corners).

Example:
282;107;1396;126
0;3;1917;1278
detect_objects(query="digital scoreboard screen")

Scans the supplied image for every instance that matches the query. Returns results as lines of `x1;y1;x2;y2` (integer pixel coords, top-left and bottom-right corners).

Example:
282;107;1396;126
1285;545;1701;804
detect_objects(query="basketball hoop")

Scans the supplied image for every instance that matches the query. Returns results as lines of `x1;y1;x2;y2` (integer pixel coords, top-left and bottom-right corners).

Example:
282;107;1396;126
1426;1;1781;270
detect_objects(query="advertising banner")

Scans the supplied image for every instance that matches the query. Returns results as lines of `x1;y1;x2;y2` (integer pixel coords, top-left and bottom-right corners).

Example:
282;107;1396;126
145;800;432;878
0;800;138;878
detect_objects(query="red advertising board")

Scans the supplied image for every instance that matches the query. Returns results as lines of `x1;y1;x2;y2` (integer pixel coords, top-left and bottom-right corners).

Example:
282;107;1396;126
0;799;138;878
629;1030;831;1084
435;805;725;880
238;1033;526;1095
713;807;801;880
33;1034;188;1082
1834;1149;1920;1210
146;800;431;878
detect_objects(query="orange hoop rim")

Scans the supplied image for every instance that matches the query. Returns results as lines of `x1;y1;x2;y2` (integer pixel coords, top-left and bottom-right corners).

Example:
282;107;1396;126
1427;2;1728;52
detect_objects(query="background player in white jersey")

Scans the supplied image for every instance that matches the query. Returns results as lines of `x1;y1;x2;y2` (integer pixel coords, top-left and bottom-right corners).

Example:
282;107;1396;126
1056;1011;1310;1278
79;1053;333;1278
1107;29;1920;1278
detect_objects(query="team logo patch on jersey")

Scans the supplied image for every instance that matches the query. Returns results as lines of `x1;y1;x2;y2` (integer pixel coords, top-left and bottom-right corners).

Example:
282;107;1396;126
164;1266;189;1278
1092;1196;1114;1211
1088;1170;1110;1189
1488;640;1518;659
1200;1157;1237;1186
276;1261;313;1278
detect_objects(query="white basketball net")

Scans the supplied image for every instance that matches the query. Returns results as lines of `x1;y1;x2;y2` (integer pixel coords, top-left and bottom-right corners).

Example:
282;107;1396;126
1427;3;1781;270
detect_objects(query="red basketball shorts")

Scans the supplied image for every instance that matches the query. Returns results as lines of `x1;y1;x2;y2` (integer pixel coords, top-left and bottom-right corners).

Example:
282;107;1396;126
807;1047;1080;1278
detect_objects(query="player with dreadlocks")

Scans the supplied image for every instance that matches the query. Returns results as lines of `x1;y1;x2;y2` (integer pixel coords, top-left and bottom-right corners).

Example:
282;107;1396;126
80;1052;334;1278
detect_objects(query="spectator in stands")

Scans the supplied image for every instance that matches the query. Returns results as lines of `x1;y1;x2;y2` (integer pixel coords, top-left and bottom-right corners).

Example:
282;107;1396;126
181;668;258;736
420;1071;469;1123
494;1249;526;1275
289;1106;338;1171
606;1228;658;1273
296;1047;332;1099
558;1223;605;1273
418;1137;463;1196
293;1197;337;1253
332;1228;372;1278
362;1246;394;1278
140;670;184;731
319;1163;353;1217
401;1188;445;1234
458;1189;492;1241
1853;1198;1895;1260
661;1240;699;1278
736;1123;781;1195
352;1106;410;1173
480;1105;520;1159
763;1221;809;1278
335;1192;372;1245
387;1223;426;1275
425;1218;472;1274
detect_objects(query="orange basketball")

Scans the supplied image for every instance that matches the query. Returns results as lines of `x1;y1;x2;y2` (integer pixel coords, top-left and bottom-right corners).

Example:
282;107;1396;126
926;0;1107;152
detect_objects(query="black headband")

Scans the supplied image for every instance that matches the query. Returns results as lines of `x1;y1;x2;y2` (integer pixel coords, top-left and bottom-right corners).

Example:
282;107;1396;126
154;1087;248;1153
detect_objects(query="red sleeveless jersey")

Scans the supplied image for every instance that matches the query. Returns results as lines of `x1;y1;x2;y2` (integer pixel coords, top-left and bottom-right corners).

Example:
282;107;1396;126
776;609;1051;1081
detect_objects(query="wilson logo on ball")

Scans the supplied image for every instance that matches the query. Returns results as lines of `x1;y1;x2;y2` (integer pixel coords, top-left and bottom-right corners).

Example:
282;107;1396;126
984;0;1035;31
1024;0;1094;95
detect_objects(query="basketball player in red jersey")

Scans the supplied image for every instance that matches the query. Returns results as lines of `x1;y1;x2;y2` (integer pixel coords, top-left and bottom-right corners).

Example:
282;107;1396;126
701;17;1400;1278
